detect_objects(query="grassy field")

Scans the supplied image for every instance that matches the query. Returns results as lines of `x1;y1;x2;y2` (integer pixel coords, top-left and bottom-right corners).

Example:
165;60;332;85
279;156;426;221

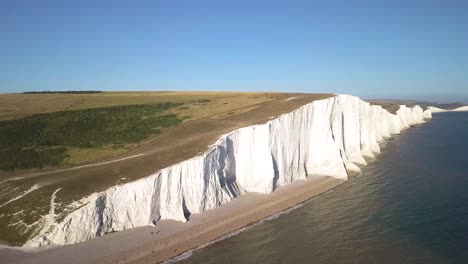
0;91;269;121
0;91;281;170
0;103;182;170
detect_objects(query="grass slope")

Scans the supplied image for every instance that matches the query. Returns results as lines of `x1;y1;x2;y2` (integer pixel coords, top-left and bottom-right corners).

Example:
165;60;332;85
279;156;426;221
0;103;181;170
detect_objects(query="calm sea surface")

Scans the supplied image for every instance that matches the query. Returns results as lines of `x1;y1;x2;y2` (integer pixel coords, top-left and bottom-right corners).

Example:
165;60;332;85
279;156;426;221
178;112;468;264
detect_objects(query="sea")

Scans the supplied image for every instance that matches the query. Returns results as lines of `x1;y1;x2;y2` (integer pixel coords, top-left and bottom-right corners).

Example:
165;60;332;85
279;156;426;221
176;112;468;264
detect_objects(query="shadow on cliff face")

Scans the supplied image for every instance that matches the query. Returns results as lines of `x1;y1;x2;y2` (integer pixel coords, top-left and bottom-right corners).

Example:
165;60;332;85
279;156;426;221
219;138;242;198
182;198;191;221
271;154;279;191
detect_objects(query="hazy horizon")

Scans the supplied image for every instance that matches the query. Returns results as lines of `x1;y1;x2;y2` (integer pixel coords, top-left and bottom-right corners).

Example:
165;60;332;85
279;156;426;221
2;1;468;103
1;90;466;105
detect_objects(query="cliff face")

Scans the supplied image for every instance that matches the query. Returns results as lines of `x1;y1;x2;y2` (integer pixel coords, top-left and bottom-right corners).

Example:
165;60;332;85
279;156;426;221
451;106;468;112
27;95;431;246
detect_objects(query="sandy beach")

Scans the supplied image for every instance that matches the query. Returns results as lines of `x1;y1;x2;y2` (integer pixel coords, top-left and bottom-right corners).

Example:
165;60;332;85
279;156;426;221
0;176;344;264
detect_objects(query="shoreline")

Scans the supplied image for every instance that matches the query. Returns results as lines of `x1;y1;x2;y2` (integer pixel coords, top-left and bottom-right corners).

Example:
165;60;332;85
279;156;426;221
0;176;345;264
0;96;431;263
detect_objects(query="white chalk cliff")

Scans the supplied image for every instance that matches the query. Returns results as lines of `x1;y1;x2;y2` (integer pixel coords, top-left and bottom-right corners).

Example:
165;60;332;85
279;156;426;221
27;95;432;246
451;106;468;112
426;105;468;113
427;106;447;113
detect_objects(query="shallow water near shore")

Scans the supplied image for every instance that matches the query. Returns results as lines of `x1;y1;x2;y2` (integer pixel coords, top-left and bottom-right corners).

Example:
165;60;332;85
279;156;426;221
178;112;468;264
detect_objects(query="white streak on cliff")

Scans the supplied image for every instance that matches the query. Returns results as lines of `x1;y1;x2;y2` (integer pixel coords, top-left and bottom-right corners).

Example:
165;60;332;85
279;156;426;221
0;184;41;208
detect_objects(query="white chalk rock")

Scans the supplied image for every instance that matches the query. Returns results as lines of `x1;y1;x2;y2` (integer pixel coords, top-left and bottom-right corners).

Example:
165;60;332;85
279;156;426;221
427;106;447;113
423;109;432;119
451;106;468;112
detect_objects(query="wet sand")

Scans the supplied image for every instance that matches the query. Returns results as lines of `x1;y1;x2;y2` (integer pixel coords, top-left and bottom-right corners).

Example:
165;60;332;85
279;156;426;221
1;176;344;264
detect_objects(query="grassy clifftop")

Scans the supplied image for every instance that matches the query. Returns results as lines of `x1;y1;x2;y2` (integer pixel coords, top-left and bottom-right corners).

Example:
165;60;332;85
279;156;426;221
0;91;279;171
0;103;182;170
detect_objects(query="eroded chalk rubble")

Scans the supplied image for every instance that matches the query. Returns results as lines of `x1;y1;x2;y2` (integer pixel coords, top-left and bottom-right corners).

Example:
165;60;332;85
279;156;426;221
27;94;432;246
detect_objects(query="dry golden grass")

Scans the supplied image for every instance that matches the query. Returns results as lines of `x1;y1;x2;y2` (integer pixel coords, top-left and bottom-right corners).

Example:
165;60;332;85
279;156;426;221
0;91;296;168
62;144;136;166
370;102;401;114
0;91;272;121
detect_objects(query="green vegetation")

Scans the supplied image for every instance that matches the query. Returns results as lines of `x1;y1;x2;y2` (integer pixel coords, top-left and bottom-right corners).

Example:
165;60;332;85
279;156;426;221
22;91;102;94
0;91;264;121
196;99;211;103
0;103;182;170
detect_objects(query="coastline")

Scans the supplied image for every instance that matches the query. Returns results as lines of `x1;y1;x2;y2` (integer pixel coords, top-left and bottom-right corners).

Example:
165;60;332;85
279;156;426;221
0;95;432;263
2;176;344;264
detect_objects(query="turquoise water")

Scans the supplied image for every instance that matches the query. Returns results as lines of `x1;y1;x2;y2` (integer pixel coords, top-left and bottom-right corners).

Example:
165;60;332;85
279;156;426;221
178;112;468;264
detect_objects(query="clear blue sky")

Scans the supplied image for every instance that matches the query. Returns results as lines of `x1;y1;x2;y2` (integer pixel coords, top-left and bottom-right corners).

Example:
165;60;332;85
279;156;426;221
1;0;467;102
